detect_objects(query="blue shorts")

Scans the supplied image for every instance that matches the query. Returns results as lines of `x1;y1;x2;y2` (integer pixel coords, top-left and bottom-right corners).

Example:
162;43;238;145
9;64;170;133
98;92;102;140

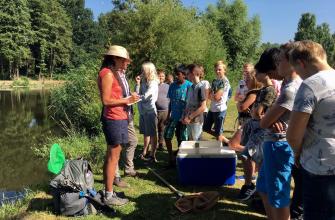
203;110;227;136
256;140;294;208
101;118;128;147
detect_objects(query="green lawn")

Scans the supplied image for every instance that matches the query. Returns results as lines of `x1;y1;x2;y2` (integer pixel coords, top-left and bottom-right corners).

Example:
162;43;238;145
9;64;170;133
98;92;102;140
0;99;266;220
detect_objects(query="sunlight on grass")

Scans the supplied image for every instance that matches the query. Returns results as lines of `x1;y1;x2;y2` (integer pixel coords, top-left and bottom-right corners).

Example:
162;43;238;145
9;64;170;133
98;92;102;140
0;98;266;220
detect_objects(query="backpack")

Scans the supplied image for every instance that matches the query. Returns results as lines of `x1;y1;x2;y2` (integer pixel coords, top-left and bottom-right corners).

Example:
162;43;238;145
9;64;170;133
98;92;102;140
50;159;97;216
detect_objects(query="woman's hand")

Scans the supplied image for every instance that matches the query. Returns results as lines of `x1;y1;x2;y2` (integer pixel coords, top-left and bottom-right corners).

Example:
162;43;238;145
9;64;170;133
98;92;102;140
126;93;140;104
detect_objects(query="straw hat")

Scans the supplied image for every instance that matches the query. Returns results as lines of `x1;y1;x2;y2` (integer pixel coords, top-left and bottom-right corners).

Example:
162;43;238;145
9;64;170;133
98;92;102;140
104;45;131;61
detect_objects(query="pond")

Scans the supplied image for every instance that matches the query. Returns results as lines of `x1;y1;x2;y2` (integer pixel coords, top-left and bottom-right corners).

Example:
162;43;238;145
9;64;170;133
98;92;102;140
0;90;62;190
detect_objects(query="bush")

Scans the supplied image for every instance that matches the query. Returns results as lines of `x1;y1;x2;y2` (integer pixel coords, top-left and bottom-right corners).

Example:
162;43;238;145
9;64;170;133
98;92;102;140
33;132;106;172
49;61;102;135
12;77;30;87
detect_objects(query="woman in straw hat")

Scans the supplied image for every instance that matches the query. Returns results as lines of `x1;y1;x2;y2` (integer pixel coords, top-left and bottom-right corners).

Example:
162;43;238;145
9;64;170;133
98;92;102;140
97;45;139;207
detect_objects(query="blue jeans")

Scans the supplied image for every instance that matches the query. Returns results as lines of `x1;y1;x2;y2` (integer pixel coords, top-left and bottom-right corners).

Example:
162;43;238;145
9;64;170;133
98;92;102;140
302;168;335;220
203;110;227;136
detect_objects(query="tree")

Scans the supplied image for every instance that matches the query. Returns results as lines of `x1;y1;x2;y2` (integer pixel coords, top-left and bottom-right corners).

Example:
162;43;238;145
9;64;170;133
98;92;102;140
28;0;72;78
100;0;227;79
60;0;107;67
205;0;261;73
295;13;335;66
294;13;317;41
0;0;33;79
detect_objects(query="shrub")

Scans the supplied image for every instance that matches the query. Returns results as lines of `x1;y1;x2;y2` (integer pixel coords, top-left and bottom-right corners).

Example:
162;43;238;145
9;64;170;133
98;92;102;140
49;61;102;135
12;77;30;87
33;132;106;172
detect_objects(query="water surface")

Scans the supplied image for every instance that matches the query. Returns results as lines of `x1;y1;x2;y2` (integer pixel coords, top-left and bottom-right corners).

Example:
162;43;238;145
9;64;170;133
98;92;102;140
0;90;61;190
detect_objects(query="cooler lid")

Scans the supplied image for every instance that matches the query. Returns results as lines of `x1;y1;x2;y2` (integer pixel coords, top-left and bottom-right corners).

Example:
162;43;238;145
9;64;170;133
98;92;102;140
177;146;236;158
179;141;222;149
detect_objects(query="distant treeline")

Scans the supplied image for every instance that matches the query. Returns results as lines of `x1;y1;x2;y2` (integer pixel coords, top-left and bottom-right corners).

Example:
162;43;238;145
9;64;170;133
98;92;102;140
0;0;334;81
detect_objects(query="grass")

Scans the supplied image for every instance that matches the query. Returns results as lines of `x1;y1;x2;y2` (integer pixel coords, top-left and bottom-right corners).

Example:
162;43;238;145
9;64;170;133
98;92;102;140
0;99;266;220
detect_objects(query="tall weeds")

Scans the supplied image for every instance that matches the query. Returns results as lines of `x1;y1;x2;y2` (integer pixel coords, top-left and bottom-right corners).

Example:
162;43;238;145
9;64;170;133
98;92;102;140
49;61;102;136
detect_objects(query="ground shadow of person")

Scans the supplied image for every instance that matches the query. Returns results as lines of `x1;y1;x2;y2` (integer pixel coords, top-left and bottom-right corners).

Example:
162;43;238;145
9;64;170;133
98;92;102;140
115;190;266;220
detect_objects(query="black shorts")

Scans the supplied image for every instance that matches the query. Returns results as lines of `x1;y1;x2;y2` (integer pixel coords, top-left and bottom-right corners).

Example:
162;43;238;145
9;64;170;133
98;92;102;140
101;118;128;147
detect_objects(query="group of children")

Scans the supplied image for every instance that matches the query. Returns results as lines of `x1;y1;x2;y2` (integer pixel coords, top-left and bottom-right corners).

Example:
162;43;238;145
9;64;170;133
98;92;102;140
228;41;335;220
135;61;232;168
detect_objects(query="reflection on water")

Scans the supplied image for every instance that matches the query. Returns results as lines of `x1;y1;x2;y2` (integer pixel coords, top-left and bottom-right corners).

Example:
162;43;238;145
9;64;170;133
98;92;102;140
0;90;61;190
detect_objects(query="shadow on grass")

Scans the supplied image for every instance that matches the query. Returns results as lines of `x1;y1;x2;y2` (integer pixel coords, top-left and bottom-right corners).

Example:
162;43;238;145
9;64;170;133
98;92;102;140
27;197;54;212
116;191;265;220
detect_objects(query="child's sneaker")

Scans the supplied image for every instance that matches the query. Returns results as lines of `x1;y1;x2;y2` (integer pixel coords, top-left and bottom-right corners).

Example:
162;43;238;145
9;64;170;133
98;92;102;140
104;192;129;207
238;183;256;201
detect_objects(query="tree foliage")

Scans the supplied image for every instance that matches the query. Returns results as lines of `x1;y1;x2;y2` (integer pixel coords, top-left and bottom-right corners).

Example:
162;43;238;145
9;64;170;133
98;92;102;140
100;0;227;79
49;62;102;135
0;0;72;79
295;13;335;65
0;0;33;78
29;0;73;78
59;0;107;67
205;0;261;72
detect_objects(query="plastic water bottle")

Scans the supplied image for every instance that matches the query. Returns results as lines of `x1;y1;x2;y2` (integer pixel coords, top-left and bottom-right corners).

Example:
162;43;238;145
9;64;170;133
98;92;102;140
195;142;200;154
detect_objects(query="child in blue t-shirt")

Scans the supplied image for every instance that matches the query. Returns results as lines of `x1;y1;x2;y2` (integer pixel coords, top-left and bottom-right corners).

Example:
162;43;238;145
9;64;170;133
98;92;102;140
164;64;192;167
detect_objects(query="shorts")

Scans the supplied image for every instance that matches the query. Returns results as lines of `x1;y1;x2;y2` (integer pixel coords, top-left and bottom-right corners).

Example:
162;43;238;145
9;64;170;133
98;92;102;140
164;119;188;142
256;141;294;208
101;118;128;146
139;112;158;136
187;123;203;141
203;110;227;136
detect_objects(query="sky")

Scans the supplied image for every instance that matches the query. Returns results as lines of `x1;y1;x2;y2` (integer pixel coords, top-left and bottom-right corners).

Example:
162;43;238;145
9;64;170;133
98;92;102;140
85;0;335;44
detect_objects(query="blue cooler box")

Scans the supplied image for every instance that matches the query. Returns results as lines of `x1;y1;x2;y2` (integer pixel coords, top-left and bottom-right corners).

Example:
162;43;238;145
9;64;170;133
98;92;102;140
177;141;236;186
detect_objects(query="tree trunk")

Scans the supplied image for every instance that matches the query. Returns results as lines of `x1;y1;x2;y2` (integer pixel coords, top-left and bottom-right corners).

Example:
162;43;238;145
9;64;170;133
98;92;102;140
9;62;12;79
14;62;19;79
49;47;54;79
0;60;3;80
